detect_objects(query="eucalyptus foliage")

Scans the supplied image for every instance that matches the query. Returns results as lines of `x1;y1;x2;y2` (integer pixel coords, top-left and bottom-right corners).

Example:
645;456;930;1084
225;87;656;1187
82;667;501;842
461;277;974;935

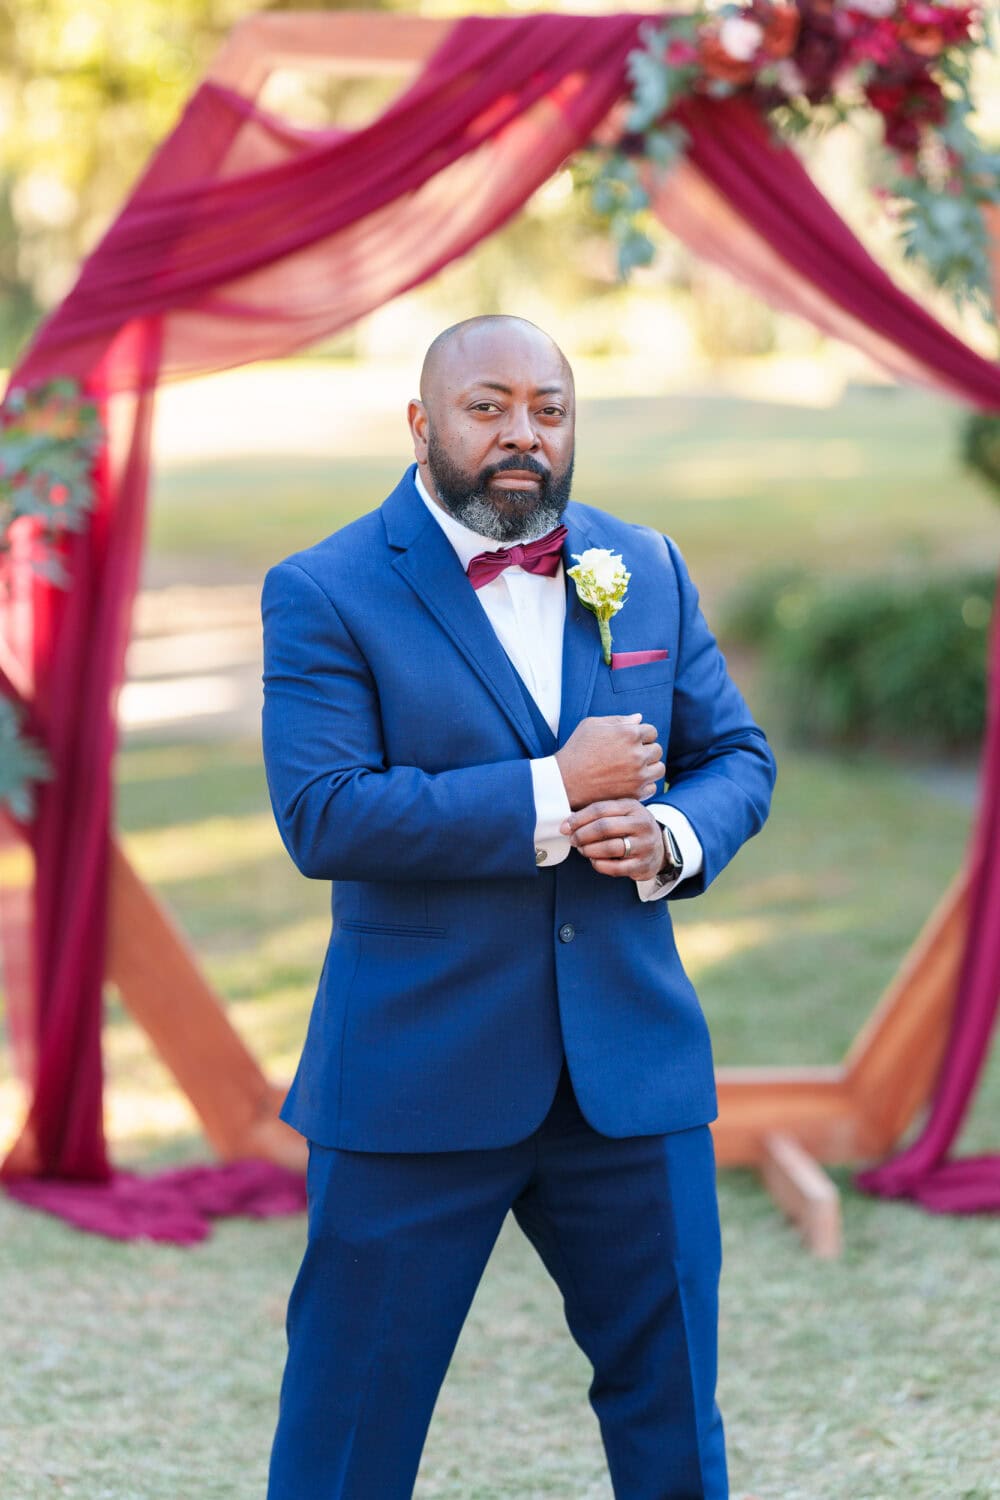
0;378;103;817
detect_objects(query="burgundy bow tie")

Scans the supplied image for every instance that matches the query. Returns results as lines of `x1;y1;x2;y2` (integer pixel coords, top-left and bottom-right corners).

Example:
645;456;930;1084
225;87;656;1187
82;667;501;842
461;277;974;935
466;525;567;590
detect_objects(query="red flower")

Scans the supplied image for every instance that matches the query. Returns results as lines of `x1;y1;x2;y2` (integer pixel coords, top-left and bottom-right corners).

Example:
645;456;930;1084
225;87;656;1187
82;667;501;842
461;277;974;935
847;18;905;66
898;3;975;55
666;37;699;66
904;1;975;40
866;72;948;153
865;81;907;116
760;4;801;59
698;34;759;86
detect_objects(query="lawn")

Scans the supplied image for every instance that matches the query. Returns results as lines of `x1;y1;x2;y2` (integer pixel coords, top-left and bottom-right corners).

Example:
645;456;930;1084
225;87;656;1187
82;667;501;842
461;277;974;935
2;378;999;1499
150;382;1000;601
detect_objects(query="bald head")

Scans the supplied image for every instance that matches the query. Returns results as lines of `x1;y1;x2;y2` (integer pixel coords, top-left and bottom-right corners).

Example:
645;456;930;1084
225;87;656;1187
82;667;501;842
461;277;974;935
408;315;576;544
419;316;574;412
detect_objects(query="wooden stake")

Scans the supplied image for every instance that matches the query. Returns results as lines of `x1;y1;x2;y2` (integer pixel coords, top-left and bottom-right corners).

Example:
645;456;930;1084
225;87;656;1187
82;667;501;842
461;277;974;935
760;1132;843;1259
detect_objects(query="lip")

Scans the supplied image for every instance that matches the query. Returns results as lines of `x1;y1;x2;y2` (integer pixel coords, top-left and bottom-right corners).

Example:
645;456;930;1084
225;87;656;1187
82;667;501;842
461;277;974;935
490;471;544;487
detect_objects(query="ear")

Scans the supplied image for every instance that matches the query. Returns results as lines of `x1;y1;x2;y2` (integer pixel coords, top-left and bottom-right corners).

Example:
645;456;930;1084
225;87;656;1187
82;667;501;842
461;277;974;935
407;399;429;462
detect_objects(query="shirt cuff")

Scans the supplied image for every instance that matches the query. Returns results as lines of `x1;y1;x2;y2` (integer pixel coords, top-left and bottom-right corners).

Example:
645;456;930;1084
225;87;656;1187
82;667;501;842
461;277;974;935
635;804;704;902
530;756;572;868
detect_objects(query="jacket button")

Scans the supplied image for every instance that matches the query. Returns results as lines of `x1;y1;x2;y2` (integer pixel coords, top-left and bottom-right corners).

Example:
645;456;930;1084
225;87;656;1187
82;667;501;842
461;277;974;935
558;923;575;943
535;848;548;865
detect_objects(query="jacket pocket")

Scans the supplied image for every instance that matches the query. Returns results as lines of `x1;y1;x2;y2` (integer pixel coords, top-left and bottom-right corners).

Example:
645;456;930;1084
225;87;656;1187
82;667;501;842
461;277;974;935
339;920;446;940
609;659;674;693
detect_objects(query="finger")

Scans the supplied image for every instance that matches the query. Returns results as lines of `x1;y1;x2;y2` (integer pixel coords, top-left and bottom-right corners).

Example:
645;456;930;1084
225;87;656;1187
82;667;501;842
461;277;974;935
561;800;636;835
570;815;635;847
638;722;659;744
642;741;663;764
571;813;656;849
588;857;650;878
639;760;666;785
580;837;657;861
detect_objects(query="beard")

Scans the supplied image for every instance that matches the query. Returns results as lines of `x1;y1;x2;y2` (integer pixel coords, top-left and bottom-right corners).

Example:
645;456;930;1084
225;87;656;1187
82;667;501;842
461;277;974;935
426;433;574;544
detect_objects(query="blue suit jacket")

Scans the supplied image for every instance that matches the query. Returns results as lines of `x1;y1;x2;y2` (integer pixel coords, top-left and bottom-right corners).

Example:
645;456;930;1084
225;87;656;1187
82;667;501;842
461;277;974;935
261;467;776;1150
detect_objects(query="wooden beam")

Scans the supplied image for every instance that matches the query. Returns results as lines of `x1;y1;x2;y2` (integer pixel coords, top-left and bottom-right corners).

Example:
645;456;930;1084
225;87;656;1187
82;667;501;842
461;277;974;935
106;840;306;1173
844;868;967;1153
760;1132;843;1258
207;12;450;96
713;1066;867;1166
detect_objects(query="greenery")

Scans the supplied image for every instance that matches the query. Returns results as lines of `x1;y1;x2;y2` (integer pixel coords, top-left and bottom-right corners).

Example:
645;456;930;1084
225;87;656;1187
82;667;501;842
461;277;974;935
0;377;104;816
962;409;1000;498
722;563;995;750
0;377;103;573
0;699;50;821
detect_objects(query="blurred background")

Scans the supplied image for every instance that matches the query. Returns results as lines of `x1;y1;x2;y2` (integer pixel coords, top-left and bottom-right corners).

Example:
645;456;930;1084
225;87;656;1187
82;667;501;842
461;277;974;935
2;4;999;1499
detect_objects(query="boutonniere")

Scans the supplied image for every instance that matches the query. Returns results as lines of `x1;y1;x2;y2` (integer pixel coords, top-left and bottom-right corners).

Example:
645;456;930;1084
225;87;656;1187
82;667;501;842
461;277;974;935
567;548;631;666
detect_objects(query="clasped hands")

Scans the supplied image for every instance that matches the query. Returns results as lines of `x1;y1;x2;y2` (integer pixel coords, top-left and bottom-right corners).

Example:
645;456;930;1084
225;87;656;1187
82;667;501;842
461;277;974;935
554;714;666;882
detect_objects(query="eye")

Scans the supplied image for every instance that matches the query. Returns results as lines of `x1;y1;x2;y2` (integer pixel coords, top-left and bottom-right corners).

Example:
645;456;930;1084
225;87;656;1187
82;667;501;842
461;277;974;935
470;401;501;413
539;406;566;418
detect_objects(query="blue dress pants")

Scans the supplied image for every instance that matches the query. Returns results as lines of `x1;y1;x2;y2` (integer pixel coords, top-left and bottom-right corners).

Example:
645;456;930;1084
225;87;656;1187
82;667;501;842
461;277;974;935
267;1066;728;1499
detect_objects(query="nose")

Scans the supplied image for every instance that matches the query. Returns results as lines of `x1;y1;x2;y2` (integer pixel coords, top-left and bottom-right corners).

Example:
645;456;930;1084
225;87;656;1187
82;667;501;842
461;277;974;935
499;404;540;453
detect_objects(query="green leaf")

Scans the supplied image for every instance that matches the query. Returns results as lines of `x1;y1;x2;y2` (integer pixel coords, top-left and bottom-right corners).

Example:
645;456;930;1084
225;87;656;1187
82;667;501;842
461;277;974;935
0;698;51;820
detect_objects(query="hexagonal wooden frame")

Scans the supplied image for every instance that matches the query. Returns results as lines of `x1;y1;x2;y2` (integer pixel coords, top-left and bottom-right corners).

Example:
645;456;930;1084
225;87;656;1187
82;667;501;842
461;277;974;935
105;13;969;1253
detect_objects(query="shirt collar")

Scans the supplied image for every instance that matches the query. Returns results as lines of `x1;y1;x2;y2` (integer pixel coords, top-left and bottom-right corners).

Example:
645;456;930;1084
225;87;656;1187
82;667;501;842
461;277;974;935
413;466;558;571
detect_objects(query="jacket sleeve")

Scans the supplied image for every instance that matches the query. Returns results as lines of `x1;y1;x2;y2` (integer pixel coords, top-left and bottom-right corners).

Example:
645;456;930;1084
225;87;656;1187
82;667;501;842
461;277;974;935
650;536;776;900
261;559;538;882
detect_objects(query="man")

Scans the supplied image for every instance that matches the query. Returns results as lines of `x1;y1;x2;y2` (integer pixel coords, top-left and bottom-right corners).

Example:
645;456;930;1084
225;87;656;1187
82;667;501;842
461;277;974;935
262;316;776;1500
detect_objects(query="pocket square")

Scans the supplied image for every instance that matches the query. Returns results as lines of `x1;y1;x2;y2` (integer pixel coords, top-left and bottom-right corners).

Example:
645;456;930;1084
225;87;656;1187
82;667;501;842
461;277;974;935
610;649;669;669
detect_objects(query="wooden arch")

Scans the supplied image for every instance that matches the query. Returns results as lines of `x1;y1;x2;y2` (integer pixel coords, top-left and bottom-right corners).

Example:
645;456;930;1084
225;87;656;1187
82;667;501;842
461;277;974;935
106;12;971;1256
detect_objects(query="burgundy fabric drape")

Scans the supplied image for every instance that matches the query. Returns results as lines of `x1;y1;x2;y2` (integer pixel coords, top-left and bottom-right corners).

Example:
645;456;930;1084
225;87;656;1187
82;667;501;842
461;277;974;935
1;12;998;1241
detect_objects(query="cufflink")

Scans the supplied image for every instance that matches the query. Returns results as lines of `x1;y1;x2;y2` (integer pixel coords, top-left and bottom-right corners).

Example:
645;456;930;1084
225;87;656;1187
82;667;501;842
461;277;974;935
535;848;548;865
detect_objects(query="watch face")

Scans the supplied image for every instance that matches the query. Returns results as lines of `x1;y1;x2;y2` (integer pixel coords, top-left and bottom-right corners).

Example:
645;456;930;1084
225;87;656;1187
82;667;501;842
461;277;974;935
663;825;683;874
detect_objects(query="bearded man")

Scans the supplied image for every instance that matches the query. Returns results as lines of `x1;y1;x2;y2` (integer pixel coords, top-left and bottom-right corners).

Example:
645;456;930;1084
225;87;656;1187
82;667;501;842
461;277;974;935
262;315;776;1500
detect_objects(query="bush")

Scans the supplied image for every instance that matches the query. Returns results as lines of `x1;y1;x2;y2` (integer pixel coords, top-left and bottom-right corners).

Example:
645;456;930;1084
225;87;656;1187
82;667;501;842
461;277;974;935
720;567;995;752
962;411;1000;501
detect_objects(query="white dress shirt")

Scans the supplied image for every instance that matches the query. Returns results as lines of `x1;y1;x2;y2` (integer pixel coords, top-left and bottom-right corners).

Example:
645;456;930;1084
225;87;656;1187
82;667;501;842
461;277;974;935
414;469;703;898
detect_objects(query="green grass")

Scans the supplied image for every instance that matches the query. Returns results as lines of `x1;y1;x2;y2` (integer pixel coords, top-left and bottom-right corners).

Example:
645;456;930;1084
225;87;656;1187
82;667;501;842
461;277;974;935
2;383;999;1498
151;386;1000;600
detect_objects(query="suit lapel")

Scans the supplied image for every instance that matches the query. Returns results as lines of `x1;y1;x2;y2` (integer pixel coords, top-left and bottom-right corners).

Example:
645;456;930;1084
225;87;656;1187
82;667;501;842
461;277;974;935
385;472;547;758
556;506;603;748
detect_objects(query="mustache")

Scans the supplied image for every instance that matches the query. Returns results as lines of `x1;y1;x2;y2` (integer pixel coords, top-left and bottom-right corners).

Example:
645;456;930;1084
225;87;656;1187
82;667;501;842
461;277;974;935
481;455;551;485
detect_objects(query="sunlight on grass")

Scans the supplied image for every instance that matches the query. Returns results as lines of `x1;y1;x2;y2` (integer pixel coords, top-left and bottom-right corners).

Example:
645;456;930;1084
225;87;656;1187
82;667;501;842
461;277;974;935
0;842;32;887
675;914;777;976
122;813;282;884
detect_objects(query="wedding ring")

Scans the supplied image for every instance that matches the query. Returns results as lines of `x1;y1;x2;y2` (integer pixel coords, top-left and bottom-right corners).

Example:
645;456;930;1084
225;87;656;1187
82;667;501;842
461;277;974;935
622;836;632;858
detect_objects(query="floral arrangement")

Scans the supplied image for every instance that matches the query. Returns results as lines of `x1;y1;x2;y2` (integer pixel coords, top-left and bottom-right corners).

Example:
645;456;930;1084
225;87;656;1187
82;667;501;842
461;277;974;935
567;547;632;664
0;378;103;817
587;0;999;318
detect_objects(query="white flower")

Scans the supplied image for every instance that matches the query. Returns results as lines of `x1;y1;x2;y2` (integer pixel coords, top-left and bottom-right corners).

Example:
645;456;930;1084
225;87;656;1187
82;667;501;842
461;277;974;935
567;548;631;665
774;59;806;96
718;16;764;62
571;547;629;601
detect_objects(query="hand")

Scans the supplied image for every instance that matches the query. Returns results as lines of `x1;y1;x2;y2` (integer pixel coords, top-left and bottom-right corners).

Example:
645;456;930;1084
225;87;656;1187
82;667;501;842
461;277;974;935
554;714;664;811
561;799;666;882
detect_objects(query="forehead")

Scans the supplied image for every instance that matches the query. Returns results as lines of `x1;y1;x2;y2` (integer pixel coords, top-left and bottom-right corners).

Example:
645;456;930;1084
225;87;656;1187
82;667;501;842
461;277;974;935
440;327;570;397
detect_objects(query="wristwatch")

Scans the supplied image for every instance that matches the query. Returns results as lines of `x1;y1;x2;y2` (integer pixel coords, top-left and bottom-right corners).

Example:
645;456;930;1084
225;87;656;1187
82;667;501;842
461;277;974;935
654;823;684;888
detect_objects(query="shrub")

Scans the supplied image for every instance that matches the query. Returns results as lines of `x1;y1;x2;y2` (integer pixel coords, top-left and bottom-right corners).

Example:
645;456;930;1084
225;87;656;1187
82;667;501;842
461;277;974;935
720;567;995;752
